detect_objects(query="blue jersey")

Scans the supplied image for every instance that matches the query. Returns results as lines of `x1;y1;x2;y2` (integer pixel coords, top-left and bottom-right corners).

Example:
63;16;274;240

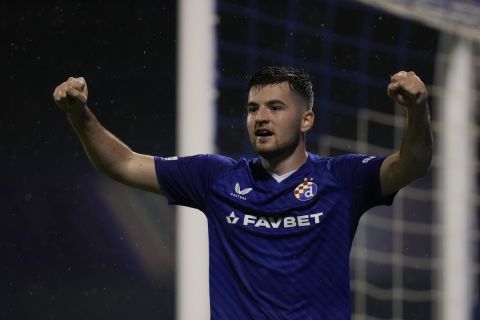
155;152;395;319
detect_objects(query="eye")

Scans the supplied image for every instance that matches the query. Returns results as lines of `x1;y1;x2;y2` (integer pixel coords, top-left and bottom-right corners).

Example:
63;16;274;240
269;105;281;111
247;106;258;114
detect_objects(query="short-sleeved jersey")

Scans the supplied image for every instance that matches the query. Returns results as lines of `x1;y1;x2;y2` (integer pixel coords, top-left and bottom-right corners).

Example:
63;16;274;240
155;152;395;320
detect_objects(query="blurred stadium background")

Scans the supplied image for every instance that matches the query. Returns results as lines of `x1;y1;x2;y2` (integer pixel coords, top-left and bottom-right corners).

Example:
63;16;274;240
2;0;479;319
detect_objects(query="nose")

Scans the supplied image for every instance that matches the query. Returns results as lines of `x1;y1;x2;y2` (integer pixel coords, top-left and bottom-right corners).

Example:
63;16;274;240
255;106;269;123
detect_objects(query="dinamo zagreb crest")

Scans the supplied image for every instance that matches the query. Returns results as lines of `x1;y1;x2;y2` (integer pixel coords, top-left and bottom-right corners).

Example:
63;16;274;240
294;177;317;201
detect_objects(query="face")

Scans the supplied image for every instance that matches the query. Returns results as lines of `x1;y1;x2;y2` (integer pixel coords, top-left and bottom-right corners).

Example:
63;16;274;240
246;82;314;159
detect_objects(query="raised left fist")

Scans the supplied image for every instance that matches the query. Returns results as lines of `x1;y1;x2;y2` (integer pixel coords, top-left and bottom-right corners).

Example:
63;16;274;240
387;71;428;108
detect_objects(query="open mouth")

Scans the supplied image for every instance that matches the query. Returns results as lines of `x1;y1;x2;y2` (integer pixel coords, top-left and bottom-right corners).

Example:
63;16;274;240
254;129;273;137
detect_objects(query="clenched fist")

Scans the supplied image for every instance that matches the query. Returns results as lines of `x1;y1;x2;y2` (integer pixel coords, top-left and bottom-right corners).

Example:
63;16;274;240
387;71;428;109
53;77;88;114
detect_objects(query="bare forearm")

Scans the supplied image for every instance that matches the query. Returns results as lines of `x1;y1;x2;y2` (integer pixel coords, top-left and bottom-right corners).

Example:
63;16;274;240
381;106;433;195
398;103;433;177
53;76;160;193
381;71;433;195
67;106;134;181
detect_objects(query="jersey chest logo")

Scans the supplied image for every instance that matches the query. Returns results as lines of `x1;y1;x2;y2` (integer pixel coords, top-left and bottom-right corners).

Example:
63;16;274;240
230;182;253;200
294;178;317;201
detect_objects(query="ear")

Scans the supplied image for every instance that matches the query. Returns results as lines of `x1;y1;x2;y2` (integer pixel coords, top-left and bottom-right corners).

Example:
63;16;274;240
300;110;315;133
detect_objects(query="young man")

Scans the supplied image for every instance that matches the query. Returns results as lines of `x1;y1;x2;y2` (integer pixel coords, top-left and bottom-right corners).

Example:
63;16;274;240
53;66;432;319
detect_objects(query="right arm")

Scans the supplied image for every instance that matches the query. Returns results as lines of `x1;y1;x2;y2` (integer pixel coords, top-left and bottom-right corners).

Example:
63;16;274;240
53;77;161;194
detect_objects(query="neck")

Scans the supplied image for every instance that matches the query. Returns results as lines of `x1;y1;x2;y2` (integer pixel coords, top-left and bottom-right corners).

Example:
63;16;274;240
260;143;308;175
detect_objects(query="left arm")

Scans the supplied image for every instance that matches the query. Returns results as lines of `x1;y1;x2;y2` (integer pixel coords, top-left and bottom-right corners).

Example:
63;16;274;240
380;71;433;196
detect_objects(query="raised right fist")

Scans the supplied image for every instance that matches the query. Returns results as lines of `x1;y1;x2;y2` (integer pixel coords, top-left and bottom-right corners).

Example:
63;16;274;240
53;77;88;114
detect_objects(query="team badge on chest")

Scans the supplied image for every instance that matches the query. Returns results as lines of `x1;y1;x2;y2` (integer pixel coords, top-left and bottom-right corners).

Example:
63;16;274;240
294;178;317;201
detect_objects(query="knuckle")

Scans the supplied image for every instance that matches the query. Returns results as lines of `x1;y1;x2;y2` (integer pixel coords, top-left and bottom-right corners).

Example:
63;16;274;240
392;71;407;81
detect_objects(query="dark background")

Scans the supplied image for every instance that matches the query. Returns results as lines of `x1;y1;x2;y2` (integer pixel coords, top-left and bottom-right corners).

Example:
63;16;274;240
2;1;177;319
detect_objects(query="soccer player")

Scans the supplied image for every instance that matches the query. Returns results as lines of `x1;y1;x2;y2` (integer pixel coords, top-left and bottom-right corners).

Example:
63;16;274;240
53;66;433;319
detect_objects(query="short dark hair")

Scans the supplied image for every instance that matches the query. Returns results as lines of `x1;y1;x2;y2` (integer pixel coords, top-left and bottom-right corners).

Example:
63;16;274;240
247;66;314;109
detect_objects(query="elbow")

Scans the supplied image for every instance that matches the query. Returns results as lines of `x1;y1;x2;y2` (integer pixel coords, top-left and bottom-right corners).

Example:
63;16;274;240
89;151;135;183
414;162;431;179
92;162;123;181
411;147;433;179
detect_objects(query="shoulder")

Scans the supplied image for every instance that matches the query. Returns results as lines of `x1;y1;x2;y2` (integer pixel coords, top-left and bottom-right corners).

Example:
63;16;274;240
325;153;380;169
211;155;263;181
306;152;331;169
156;154;237;166
154;154;240;180
306;152;385;176
308;152;330;163
200;154;238;166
